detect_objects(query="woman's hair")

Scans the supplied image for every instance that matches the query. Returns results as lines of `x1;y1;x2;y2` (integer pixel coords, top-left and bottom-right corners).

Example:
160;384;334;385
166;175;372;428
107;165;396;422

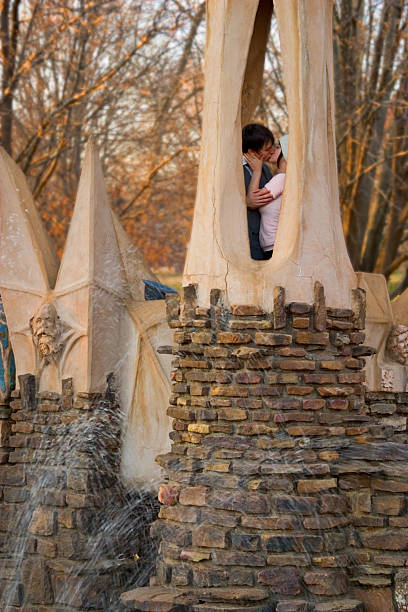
277;151;283;168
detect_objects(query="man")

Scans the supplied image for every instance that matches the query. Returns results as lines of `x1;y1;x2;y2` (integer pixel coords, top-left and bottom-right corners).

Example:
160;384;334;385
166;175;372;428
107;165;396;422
242;123;280;260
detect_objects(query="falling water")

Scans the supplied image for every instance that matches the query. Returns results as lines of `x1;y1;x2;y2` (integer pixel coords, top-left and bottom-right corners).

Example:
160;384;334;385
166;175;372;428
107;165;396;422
0;375;160;611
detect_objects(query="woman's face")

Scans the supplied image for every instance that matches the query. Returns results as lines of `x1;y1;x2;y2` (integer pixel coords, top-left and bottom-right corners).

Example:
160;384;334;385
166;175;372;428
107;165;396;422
256;141;281;164
270;143;281;164
257;140;275;161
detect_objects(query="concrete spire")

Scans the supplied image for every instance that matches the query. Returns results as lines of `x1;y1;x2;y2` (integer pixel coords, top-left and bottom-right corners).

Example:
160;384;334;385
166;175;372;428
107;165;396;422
0;147;59;380
0;149;59;293
55;139;128;392
56;138;128;299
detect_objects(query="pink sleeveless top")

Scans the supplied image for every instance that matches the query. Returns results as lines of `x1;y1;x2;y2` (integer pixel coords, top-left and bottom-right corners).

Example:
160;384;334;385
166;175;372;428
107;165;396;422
259;173;285;252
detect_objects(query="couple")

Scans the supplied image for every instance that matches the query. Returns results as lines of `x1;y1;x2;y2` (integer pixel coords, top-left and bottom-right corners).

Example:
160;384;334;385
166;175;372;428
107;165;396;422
242;123;288;261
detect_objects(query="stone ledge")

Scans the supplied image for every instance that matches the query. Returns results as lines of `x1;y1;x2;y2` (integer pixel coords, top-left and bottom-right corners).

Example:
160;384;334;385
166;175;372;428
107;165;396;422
121;586;191;611
192;604;274;611
275;602;314;612
120;589;365;612
121;586;270;611
314;600;364;612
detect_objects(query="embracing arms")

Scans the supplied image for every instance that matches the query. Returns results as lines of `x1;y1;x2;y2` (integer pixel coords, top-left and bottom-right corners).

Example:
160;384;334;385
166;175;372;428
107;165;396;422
244;152;273;209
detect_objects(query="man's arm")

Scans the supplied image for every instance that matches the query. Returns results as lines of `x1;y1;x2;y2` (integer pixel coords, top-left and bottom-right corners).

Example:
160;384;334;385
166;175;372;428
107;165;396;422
247;190;275;208
248;174;285;207
244;153;273;209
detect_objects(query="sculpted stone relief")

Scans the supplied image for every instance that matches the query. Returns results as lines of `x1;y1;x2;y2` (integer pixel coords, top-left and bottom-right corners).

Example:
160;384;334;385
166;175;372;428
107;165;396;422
357;272;408;392
386;325;408;366
390;288;408;391
30;302;65;365
0;143;171;485
381;367;395;393
28;300;82;391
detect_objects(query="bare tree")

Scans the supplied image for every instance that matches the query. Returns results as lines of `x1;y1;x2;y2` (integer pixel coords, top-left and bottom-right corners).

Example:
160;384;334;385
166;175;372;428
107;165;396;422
1;0;406;281
0;0;205;268
333;0;408;275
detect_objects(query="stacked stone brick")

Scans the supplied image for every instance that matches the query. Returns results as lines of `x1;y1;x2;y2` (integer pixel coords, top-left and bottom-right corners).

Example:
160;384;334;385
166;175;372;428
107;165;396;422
0;399;12;466
0;374;154;611
122;285;408;612
347;391;408;607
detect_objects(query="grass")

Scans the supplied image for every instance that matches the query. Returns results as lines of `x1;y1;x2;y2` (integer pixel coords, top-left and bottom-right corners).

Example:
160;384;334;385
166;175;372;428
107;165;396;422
388;267;405;298
155;271;183;294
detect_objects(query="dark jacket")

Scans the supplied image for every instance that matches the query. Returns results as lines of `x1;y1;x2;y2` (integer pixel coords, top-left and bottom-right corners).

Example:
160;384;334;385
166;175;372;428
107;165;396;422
243;162;273;260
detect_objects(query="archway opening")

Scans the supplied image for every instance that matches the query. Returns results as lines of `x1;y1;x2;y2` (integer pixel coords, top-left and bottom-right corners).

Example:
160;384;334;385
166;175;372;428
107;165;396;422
240;0;288;265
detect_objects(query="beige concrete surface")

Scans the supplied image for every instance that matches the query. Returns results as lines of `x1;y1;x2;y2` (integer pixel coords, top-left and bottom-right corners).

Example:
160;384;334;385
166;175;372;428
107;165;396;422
0;143;171;485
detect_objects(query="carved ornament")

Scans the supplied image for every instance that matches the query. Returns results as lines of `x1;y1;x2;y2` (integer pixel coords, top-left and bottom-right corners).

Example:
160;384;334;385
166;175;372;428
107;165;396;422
385;324;408;365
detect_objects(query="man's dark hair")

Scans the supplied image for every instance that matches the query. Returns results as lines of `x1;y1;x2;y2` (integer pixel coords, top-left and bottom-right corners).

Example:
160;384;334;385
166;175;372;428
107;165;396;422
242;123;274;153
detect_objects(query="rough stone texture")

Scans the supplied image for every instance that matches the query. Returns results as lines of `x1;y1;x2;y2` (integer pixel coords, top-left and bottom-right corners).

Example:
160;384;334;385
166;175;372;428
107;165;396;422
395;569;408;612
276;602;314;612
121;586;191;611
121;289;408;610
351;587;394;612
0;375;156;611
314;282;327;332
314;601;364;612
